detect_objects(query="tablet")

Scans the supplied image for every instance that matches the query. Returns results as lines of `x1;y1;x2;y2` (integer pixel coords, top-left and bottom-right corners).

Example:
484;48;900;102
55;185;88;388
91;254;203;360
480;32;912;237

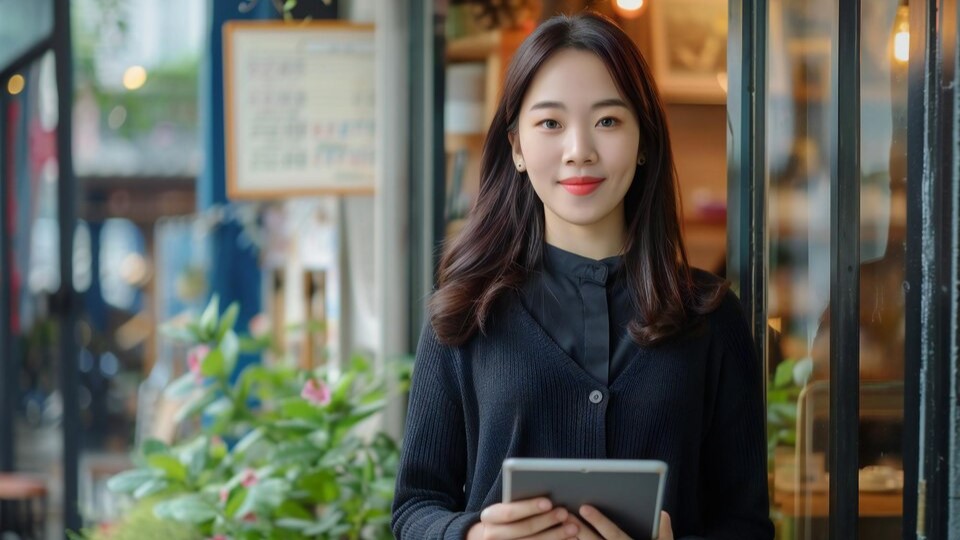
501;458;668;540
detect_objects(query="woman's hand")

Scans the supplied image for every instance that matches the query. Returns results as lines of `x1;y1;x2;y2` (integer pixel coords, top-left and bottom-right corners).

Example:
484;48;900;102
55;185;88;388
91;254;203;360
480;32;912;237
466;498;581;540
564;506;673;540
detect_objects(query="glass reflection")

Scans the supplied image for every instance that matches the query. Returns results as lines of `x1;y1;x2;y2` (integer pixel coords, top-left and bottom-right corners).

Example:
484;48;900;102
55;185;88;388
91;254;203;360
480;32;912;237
766;0;908;537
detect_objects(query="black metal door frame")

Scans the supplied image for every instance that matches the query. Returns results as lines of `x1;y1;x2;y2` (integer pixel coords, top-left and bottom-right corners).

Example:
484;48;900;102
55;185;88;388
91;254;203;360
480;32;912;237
0;0;81;534
903;0;959;537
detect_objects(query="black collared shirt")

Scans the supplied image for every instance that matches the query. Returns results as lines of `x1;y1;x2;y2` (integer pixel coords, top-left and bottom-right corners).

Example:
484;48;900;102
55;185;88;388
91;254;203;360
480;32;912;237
518;243;637;386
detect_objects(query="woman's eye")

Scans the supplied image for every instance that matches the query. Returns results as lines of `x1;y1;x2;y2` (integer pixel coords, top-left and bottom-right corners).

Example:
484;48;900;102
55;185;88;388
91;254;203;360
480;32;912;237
597;117;619;128
539;119;561;129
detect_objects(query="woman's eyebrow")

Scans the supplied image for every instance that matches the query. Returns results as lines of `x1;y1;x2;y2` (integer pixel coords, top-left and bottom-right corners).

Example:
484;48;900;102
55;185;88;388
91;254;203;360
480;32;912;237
528;98;629;111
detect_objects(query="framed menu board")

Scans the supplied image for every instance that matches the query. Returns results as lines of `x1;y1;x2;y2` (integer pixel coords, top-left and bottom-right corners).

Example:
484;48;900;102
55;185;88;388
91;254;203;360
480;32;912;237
223;21;376;199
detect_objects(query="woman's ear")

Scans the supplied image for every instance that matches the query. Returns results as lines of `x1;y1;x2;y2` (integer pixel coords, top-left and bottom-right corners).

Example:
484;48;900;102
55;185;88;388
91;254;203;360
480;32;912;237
508;131;525;172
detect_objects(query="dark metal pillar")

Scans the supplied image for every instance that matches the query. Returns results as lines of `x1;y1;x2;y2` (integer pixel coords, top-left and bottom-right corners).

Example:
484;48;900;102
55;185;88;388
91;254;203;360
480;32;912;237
0;79;14;476
52;0;81;533
727;0;768;370
829;0;861;536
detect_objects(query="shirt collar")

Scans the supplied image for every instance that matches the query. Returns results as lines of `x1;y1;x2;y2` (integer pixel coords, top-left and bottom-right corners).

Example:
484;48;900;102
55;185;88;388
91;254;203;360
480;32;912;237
543;243;623;286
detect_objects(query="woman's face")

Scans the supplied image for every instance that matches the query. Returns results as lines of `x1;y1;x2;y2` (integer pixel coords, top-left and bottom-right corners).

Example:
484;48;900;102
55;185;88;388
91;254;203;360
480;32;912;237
509;48;642;241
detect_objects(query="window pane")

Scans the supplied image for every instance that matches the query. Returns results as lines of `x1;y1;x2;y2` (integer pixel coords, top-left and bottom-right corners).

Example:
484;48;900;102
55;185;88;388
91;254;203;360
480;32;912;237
72;0;205;177
766;0;834;535
856;0;907;536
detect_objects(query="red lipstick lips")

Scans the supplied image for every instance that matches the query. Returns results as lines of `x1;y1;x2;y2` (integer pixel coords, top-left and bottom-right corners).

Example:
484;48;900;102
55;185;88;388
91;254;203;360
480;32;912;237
558;176;605;196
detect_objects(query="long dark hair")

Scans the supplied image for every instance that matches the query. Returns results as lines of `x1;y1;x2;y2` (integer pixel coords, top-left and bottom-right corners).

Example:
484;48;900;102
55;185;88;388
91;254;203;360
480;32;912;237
430;12;728;347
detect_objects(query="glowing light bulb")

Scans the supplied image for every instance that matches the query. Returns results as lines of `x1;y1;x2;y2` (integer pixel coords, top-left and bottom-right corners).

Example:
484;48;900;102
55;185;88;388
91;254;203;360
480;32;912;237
894;31;909;62
613;0;646;18
7;74;25;95
122;66;147;90
892;5;909;64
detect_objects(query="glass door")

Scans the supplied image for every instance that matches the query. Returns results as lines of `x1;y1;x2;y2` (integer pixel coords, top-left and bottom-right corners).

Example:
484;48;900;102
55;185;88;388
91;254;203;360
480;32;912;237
763;0;908;537
724;0;957;537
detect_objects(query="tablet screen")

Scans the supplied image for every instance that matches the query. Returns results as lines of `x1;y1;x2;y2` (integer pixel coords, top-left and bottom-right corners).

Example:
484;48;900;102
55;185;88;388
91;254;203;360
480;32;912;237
502;458;667;540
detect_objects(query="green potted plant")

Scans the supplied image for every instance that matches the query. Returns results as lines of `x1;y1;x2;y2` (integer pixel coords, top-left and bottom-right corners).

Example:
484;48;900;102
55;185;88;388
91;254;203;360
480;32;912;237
87;296;409;540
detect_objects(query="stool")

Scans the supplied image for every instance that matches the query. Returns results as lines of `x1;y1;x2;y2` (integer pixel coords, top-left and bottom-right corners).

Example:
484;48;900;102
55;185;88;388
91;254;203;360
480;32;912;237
0;473;47;539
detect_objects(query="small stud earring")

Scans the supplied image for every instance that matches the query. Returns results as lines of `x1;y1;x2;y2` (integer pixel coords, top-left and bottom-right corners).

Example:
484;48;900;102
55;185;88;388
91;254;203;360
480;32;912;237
517;161;524;171
637;155;646;166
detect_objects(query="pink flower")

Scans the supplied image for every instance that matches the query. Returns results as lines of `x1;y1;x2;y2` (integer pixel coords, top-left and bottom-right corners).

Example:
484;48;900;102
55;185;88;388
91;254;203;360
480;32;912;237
240;468;258;488
301;379;331;406
187;345;211;381
248;313;270;338
242;512;257;523
219;487;230;503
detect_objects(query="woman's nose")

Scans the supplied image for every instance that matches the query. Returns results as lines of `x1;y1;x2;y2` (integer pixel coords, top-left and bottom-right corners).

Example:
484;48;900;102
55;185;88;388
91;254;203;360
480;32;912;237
563;127;599;166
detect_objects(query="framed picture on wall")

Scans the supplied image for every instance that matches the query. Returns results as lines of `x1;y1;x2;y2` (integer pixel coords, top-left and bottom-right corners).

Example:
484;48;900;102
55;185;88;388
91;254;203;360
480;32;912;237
649;0;727;104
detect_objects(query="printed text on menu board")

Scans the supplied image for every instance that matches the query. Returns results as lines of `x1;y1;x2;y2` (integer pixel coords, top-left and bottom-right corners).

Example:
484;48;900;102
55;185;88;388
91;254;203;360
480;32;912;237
236;32;375;191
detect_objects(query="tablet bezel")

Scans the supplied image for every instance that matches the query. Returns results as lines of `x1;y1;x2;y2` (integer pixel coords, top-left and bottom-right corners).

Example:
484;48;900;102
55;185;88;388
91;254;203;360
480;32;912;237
501;458;668;539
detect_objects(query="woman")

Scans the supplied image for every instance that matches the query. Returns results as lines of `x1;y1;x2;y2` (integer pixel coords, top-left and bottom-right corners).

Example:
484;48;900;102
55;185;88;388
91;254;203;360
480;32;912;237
392;12;772;540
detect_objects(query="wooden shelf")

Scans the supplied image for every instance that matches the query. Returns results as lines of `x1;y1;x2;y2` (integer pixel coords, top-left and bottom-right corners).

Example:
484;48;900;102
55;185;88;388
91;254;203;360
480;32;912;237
446;31;503;62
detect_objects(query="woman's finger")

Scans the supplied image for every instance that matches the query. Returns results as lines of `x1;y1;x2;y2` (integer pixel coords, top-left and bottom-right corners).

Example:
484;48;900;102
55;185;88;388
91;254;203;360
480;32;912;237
657;511;673;540
578;505;631;539
486;507;569;539
517;518;581;540
562;514;602;539
482;498;554;524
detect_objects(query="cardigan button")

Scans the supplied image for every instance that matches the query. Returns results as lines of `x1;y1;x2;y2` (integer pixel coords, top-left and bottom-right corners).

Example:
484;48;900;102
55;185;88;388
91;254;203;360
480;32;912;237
588;390;603;404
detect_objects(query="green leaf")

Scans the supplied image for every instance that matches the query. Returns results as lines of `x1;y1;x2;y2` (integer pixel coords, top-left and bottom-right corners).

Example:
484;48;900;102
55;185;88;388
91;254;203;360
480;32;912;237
204;396;233;418
273;440;323;465
147;454;188;482
200;347;225;377
307;429;330;449
281;399;323;421
220;329;240;375
133;478;169;499
773;359;796;389
298;470;339;503
174;388;218;423
177;436;210;478
792;357;813;386
217;302;240;341
233;426;266;456
199;295;220;340
238;365;273;396
331;372;357;404
141;438;170;457
165;372;198;398
303;509;345;536
160;324;197;343
107;469;161;494
275;500;313;520
225;486;248;518
154;494;218;524
371;477;396;497
273;419;323;432
276;518;314;531
349;355;371;373
778;428;796;445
